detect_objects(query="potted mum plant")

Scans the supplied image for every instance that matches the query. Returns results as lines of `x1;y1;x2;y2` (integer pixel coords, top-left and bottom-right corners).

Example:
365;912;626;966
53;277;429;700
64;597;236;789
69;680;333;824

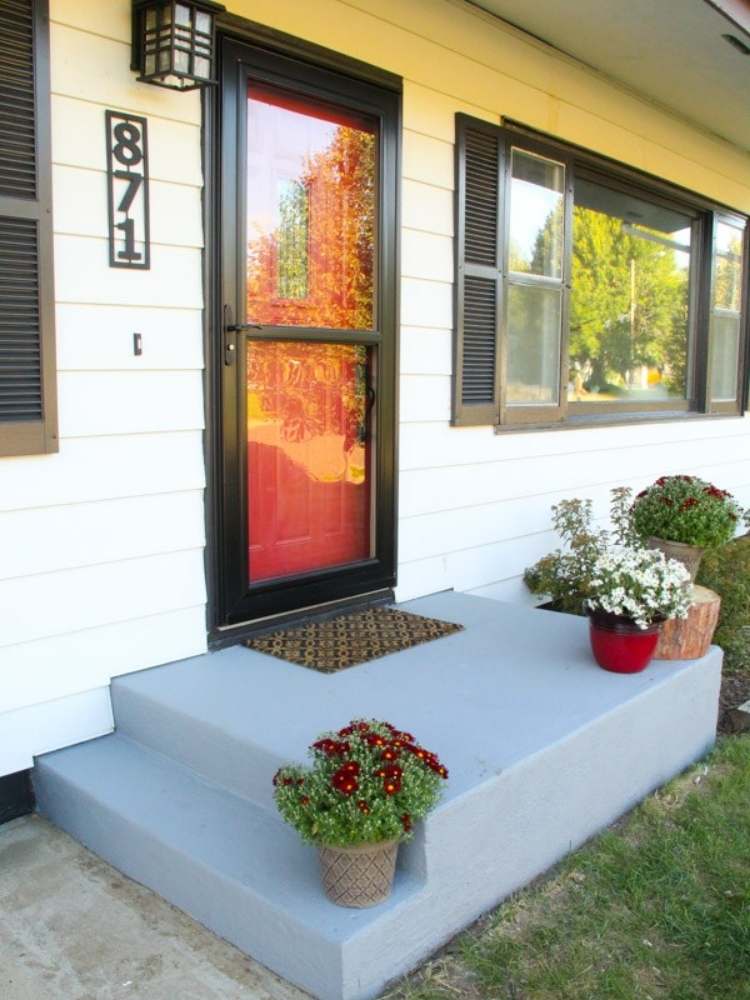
273;720;448;908
632;475;747;580
586;545;692;673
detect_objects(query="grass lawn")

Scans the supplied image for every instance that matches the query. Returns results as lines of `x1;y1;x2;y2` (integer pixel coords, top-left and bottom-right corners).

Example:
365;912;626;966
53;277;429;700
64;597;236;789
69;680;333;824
388;735;750;1000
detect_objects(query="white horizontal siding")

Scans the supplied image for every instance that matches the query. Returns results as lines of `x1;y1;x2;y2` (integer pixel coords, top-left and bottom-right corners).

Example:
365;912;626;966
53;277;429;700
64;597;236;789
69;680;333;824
0;492;205;580
56;304;203;372
58;371;204;438
2;608;207;716
51;94;202;186
53;164;204;248
0;549;207;649
0;2;209;770
0;432;205;512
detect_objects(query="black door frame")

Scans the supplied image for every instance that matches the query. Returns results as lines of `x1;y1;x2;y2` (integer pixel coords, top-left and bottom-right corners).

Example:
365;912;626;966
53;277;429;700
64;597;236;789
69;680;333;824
203;27;401;638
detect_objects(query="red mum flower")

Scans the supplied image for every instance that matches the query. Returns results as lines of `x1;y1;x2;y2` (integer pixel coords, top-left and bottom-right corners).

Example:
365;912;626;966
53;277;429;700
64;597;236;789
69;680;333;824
380;748;401;762
656;477;667;486
364;733;386;747
331;767;359;796
338;725;355;737
300;795;310;807
341;760;360;775
401;813;412;833
382;764;402;795
636;489;648;499
355;722;370;733
681;497;698;510
357;800;370;814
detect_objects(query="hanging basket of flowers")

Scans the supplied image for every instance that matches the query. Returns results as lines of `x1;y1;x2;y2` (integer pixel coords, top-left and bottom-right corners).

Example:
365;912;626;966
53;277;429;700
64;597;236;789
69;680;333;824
273;720;448;908
631;475;747;580
585;545;692;673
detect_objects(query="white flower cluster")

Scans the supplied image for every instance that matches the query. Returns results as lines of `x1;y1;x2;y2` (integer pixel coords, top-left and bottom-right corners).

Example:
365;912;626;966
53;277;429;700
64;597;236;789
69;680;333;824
585;544;692;630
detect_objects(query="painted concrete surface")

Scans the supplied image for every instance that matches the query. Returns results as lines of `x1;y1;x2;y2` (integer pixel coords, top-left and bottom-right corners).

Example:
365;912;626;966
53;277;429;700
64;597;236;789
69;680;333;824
0;815;307;1000
33;595;722;1000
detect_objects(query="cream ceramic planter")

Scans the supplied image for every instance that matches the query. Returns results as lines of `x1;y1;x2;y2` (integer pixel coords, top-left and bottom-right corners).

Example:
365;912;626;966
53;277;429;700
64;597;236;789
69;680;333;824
646;536;705;582
318;839;399;908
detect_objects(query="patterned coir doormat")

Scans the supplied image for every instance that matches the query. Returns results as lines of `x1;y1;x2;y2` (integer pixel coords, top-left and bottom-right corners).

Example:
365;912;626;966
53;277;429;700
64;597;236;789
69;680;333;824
244;607;463;673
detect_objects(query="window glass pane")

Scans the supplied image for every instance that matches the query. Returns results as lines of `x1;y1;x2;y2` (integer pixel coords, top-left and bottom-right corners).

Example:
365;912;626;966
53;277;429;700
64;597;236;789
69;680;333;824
508;149;565;278
710;220;744;402
246;85;377;329
709;313;741;402
507;283;562;405
569;178;692;403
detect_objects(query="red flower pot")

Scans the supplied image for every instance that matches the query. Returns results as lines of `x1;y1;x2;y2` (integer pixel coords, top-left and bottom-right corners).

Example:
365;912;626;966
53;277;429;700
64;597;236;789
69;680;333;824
588;611;661;674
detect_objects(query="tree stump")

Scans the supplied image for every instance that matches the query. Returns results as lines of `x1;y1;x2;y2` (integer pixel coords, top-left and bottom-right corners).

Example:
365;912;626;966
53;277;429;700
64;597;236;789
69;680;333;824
654;585;721;660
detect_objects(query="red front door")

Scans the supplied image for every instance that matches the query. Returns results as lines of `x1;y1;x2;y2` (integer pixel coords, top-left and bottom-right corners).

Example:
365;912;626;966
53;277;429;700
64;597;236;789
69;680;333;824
247;340;371;581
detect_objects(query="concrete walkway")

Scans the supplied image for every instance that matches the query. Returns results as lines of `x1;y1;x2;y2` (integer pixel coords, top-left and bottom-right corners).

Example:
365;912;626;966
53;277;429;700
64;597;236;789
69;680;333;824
0;815;308;1000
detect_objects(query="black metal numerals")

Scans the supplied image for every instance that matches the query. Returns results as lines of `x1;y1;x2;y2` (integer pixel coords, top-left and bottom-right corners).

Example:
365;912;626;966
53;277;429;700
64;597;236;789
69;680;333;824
106;111;150;270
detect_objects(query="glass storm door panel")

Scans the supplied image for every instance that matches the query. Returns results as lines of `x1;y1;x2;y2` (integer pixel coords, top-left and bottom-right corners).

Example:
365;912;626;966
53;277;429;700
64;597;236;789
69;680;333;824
245;84;377;330
219;38;398;627
247;340;372;581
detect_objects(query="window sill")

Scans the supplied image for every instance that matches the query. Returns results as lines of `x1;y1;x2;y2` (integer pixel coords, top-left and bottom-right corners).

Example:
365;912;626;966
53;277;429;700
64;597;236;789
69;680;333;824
493;409;746;435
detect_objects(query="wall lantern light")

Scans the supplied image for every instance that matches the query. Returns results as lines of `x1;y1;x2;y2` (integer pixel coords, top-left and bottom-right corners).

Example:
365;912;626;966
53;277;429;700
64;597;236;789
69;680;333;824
131;0;226;91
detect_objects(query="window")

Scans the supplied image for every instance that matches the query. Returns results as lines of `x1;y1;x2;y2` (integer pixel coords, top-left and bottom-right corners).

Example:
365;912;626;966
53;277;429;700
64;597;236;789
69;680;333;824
0;0;57;457
453;116;749;428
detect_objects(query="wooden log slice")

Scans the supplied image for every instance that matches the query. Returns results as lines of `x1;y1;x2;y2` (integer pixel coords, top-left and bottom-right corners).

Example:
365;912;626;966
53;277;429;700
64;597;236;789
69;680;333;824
654;585;721;661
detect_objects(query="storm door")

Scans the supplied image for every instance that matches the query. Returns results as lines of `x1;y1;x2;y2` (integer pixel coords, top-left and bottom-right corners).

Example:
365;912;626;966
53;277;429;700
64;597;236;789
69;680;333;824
217;39;398;627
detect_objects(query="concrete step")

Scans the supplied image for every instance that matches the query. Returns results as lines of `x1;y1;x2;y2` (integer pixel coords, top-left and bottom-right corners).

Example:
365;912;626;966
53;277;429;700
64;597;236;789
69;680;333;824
33;732;427;1000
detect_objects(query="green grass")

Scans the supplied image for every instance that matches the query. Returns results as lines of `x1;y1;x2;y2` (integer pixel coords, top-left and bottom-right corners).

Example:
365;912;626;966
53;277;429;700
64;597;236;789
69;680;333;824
387;736;750;1000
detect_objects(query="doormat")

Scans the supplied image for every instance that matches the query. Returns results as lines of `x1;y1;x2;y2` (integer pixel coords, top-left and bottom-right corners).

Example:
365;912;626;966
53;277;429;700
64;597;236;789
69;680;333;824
244;607;463;673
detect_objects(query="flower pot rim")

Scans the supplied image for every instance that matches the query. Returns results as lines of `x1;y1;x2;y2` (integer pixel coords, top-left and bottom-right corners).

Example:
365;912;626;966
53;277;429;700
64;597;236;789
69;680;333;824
587;608;663;632
317;837;401;853
646;535;706;553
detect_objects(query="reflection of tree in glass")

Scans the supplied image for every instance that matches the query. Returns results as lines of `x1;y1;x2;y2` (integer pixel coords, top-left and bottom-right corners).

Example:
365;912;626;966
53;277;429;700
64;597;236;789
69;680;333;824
247;342;367;453
714;234;742;312
247;126;375;329
568;208;689;399
277;179;309;300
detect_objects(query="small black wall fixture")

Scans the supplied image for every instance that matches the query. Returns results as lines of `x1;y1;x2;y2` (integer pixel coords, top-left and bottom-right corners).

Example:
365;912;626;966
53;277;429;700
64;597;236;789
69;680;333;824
131;0;226;90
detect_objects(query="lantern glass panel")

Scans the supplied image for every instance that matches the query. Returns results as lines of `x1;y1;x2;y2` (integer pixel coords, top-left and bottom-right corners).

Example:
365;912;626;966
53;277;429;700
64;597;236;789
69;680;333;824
175;48;190;73
195;10;211;33
175;4;191;26
145;7;157;29
161;3;172;24
194;55;210;78
145;53;156;74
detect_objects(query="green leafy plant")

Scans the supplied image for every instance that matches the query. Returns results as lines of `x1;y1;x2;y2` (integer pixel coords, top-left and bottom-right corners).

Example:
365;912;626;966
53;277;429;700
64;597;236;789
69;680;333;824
697;535;750;673
273;720;448;848
524;488;636;614
631;475;747;549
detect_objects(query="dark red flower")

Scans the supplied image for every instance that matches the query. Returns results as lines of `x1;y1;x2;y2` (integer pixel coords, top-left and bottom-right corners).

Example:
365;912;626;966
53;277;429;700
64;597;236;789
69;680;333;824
401;813;412;833
341;760;360;775
331;766;359;796
313;738;349;757
656;477;668;486
681;497;698;510
357;799;370;814
636;489;648;499
364;733;386;747
338;725;355;737
381;764;402;796
300;795;310;807
380;747;401;762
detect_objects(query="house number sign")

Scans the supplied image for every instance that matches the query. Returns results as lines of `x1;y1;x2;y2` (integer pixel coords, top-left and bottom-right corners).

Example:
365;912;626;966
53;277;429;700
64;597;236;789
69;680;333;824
105;110;150;269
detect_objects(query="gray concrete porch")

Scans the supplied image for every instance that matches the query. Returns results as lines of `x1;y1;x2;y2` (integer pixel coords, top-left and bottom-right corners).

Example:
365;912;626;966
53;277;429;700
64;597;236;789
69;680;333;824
32;593;722;1000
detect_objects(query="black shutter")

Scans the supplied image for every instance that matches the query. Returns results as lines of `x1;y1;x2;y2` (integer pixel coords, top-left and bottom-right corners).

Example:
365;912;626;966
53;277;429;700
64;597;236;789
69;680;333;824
452;115;503;425
0;0;57;457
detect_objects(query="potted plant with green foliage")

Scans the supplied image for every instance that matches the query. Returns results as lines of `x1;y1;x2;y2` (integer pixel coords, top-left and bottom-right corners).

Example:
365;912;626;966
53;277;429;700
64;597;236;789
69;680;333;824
585;545;692;673
632;475;747;581
524;488;636;613
273;720;448;908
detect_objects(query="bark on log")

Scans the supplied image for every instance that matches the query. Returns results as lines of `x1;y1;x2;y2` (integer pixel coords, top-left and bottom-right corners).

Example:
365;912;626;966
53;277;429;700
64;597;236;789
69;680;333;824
654;585;721;661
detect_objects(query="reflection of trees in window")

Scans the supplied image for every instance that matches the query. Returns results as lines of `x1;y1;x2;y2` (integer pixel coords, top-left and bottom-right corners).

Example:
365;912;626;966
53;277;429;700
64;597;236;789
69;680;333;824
568;208;689;401
247;126;375;329
277;179;309;300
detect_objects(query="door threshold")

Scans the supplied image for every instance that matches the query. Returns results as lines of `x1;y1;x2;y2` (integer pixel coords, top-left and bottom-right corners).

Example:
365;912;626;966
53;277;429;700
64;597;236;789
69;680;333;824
208;588;395;649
